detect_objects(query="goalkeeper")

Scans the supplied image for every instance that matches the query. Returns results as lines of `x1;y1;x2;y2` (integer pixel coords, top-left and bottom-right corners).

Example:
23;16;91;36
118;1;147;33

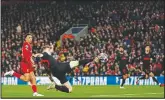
33;44;102;93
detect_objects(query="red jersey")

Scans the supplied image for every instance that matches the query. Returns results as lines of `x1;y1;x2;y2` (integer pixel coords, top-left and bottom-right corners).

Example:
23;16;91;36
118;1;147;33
21;42;33;67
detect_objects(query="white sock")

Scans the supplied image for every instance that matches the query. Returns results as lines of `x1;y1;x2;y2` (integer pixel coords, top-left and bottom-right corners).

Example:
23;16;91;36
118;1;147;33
33;92;37;94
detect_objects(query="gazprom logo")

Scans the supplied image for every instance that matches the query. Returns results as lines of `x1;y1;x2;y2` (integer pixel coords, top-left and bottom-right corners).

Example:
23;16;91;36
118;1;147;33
73;76;107;85
117;76;158;85
1;77;18;85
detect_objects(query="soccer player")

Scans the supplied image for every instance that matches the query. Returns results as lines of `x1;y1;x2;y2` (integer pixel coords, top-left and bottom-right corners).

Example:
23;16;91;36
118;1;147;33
136;46;163;86
33;44;101;93
115;46;129;89
4;34;44;96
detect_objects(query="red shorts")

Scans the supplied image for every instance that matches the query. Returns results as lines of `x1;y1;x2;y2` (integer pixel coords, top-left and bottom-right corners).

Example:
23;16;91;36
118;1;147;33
20;62;34;73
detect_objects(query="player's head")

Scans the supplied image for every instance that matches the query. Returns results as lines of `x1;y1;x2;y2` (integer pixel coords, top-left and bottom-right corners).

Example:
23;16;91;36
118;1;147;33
119;46;124;54
145;45;150;54
42;45;52;54
25;33;33;43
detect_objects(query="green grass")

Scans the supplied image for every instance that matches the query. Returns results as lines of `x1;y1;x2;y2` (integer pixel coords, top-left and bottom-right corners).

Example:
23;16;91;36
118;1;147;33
1;85;164;98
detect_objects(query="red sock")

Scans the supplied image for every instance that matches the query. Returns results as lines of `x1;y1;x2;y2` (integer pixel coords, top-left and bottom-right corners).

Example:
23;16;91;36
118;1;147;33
13;72;22;78
32;85;37;93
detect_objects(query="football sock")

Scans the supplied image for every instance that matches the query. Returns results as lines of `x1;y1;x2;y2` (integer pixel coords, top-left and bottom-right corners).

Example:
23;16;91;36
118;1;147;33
121;78;126;87
79;59;93;66
152;77;159;85
32;85;37;93
13;72;22;78
55;85;69;93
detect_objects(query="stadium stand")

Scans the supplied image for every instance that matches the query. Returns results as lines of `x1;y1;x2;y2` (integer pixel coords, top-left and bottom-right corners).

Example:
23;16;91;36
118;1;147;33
1;0;164;76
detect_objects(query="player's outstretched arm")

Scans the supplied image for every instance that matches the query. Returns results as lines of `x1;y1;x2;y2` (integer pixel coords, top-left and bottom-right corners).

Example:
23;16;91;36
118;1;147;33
49;42;54;53
47;73;56;90
48;73;55;83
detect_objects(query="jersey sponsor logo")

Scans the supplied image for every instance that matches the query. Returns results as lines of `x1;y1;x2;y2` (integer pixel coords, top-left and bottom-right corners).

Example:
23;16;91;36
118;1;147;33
143;57;150;60
122;57;127;60
27;69;29;73
40;60;50;67
25;45;28;50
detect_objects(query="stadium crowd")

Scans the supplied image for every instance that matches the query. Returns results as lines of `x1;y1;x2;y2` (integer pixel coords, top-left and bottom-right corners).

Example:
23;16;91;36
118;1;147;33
1;0;164;77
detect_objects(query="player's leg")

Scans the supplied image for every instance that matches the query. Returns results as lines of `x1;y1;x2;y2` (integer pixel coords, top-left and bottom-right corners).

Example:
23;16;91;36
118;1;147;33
139;74;148;80
20;73;31;81
58;59;94;73
149;72;162;86
136;73;149;85
63;81;72;92
4;63;31;82
69;57;99;69
29;71;44;96
137;69;149;82
29;72;37;93
70;58;97;69
55;75;72;93
120;74;128;88
142;69;150;79
120;68;129;88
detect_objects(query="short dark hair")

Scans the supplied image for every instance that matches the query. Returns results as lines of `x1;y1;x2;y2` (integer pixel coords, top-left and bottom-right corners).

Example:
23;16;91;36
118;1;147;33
41;45;51;51
119;46;123;48
145;45;150;47
25;33;32;38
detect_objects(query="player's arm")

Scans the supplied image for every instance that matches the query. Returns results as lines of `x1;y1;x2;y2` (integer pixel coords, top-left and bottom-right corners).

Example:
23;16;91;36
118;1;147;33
48;73;55;83
114;52;121;63
31;57;35;67
49;43;54;53
47;73;56;90
139;55;144;71
150;54;156;63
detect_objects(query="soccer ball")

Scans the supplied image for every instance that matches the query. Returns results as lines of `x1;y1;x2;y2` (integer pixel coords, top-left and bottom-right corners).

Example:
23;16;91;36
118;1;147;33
99;53;108;61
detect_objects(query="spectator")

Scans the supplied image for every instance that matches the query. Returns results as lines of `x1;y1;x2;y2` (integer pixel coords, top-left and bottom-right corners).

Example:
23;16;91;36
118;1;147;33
1;0;164;76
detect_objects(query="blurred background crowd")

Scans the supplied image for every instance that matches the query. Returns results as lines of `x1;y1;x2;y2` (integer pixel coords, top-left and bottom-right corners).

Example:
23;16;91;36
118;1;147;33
1;0;164;77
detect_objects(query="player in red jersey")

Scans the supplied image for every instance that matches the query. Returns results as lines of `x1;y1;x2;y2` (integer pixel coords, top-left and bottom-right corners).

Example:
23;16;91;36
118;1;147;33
4;34;44;96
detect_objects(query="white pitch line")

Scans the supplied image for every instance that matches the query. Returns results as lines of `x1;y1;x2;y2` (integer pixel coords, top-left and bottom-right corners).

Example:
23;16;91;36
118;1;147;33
90;92;164;97
91;95;120;97
91;95;134;97
123;94;137;95
145;92;164;94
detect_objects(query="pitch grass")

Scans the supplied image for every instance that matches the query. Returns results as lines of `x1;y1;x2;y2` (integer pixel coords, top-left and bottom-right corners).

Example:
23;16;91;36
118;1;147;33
1;85;164;99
